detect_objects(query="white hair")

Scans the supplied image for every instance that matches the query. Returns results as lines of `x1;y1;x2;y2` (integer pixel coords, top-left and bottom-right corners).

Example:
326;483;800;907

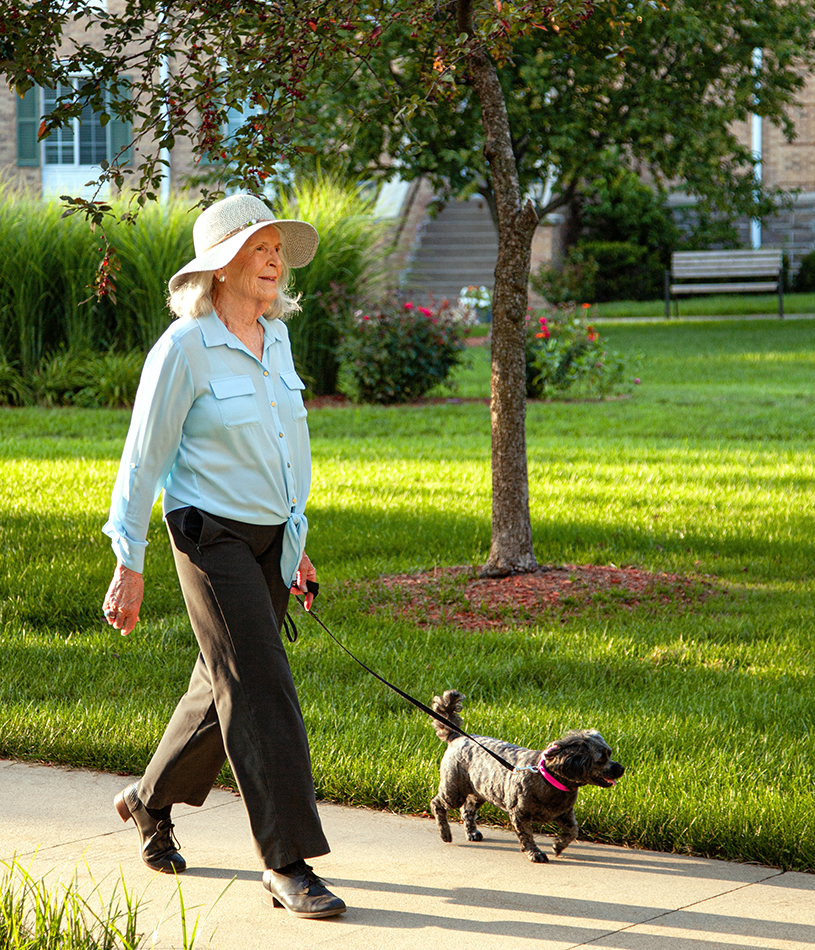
167;252;302;321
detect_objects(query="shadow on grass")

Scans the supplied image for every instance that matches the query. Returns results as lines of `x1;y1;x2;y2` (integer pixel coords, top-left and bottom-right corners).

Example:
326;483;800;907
3;498;815;633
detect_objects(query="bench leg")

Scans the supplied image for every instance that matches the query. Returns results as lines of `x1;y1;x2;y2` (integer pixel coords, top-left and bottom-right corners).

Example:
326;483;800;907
779;283;784;319
664;270;671;320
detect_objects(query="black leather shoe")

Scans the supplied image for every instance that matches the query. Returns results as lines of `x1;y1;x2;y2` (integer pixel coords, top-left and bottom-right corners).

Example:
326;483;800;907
262;861;346;919
114;782;186;874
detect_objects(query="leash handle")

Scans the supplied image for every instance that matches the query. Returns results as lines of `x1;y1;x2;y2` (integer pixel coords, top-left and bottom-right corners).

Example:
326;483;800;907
282;581;321;642
297;601;518;773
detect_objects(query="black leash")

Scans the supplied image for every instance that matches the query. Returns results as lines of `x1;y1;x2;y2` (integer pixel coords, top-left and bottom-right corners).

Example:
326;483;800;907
285;586;517;773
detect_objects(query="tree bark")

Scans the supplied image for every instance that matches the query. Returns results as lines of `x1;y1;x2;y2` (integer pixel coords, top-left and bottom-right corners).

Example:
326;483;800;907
469;45;539;577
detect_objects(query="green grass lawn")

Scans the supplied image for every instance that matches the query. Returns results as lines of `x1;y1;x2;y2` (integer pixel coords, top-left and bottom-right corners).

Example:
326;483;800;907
2;317;815;871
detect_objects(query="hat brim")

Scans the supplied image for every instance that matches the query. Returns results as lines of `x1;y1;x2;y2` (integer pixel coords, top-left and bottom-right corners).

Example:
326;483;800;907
168;218;319;294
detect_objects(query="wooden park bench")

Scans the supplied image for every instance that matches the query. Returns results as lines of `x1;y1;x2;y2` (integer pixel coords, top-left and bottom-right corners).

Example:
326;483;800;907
665;249;784;319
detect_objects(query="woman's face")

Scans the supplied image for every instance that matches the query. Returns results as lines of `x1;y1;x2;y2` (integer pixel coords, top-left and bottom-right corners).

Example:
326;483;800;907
217;224;282;310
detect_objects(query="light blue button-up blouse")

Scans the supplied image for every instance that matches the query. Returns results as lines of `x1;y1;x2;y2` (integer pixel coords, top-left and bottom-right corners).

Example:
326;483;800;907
103;310;310;587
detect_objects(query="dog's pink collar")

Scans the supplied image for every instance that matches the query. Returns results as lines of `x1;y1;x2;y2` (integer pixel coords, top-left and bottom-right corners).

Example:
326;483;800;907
538;756;570;792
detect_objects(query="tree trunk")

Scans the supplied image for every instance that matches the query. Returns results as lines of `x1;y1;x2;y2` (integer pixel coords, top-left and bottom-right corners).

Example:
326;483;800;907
469;46;539;577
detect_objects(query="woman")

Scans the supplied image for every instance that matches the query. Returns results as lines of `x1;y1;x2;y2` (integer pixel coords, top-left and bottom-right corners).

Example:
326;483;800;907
102;193;345;919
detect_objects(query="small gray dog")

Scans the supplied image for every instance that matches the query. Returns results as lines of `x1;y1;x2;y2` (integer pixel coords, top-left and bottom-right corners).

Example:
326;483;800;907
430;690;624;862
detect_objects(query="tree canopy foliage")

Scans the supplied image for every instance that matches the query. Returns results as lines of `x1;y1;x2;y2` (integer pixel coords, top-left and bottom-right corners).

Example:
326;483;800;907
288;1;815;230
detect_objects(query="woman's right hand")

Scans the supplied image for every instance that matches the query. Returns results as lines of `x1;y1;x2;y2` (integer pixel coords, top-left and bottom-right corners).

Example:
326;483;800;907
103;564;144;636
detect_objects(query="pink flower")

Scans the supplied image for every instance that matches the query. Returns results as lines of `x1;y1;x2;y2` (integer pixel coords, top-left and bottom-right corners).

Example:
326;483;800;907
404;302;414;310
634;378;641;385
539;316;548;326
418;306;433;317
362;314;369;321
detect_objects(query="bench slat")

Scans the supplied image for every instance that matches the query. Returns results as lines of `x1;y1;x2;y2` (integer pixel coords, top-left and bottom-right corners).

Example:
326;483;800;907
670;282;778;294
672;250;782;260
673;264;781;278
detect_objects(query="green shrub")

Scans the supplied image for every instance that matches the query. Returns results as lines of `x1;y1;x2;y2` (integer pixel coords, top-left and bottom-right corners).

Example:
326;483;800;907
339;299;466;404
31;349;98;407
530;246;598;305
580;166;678;259
76;349;145;408
525;306;641;399
792;249;815;293
579;240;664;302
532;163;677;305
0;356;31;406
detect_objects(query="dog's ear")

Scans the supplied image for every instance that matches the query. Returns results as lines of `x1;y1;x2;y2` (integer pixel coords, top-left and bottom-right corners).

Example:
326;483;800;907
560;752;594;780
556;738;597;781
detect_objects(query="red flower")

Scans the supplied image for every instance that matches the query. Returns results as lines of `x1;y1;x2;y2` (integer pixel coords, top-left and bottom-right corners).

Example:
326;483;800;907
418;306;433;317
404;302;414;310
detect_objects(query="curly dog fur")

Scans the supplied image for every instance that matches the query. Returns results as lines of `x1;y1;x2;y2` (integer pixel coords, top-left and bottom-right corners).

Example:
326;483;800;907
430;689;624;862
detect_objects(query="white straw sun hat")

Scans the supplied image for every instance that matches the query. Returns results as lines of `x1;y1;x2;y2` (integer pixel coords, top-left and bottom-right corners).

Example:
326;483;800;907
168;193;319;294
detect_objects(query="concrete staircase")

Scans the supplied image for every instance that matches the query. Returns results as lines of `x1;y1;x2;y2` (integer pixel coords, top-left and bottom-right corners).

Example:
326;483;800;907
400;195;498;303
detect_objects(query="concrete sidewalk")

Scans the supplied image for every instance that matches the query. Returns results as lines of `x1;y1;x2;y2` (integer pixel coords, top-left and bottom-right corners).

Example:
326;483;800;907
2;758;813;949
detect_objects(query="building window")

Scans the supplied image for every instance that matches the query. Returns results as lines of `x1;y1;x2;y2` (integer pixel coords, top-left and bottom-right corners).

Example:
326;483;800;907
42;81;110;169
16;76;131;199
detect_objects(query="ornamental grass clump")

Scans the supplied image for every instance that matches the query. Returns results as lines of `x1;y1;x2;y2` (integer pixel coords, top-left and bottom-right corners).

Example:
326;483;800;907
525;304;641;399
276;174;387;396
339;299;466;404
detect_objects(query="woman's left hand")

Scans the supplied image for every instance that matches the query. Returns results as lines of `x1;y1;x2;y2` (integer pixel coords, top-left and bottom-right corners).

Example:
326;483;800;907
291;552;317;611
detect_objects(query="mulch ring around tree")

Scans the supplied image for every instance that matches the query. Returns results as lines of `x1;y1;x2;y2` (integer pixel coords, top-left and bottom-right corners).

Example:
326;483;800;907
368;564;724;631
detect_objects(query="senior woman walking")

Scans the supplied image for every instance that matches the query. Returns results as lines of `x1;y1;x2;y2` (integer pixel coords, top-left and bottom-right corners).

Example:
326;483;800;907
101;193;345;919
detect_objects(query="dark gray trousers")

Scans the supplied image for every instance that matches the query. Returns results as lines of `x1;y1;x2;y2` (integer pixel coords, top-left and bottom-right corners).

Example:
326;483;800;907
137;507;330;870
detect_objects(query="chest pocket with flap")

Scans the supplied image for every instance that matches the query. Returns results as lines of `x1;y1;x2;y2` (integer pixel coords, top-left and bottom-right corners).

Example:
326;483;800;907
279;370;308;419
210;375;262;429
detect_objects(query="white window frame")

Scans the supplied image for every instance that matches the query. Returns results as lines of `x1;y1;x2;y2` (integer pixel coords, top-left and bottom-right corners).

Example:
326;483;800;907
40;74;111;199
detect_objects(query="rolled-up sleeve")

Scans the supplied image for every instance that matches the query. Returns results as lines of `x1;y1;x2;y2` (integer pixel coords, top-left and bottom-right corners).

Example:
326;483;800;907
103;338;195;572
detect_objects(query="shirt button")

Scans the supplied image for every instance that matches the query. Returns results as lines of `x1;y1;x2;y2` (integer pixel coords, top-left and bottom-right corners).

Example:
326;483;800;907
263;371;269;377
292;497;297;504
279;432;284;438
287;462;291;468
270;401;276;407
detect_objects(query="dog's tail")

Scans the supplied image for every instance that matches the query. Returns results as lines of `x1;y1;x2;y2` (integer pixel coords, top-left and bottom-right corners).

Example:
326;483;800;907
431;689;465;743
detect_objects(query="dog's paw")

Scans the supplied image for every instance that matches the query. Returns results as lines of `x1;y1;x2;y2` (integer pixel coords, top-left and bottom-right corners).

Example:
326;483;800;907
526;849;549;863
439;827;453;843
466;830;483;842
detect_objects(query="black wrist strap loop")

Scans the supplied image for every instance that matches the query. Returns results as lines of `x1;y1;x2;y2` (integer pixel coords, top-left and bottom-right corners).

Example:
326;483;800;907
281;612;299;643
281;580;320;643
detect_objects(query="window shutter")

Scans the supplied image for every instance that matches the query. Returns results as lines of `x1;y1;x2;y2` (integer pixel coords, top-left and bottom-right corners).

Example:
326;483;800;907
16;86;40;167
109;79;132;167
